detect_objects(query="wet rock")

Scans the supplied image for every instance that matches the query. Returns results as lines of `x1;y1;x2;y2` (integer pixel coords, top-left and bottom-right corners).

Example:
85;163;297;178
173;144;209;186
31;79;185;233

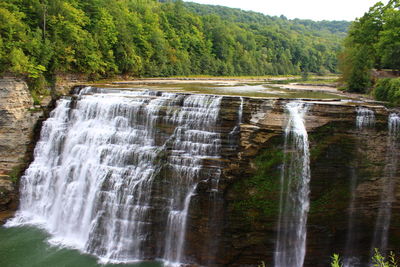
0;176;14;207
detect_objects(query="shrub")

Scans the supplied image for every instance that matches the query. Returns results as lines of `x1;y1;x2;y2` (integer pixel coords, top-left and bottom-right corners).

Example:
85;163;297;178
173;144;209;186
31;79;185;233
374;78;400;105
331;249;398;267
331;254;342;267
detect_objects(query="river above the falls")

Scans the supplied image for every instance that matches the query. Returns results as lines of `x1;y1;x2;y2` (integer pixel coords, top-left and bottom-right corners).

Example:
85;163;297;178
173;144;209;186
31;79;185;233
88;80;352;100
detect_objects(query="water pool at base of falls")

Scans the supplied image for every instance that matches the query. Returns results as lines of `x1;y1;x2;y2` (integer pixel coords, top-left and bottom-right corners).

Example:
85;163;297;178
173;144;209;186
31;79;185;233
0;226;162;267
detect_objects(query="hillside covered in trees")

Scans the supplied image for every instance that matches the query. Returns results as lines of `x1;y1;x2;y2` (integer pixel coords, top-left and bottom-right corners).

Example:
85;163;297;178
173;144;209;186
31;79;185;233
0;0;349;85
340;0;400;96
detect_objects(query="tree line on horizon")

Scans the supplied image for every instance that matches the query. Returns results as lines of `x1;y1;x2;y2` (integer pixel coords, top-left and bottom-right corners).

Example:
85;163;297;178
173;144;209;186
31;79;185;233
0;0;348;88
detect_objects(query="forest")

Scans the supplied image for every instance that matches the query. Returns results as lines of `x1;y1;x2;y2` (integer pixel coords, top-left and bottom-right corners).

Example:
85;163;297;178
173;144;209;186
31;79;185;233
340;0;400;101
0;0;349;86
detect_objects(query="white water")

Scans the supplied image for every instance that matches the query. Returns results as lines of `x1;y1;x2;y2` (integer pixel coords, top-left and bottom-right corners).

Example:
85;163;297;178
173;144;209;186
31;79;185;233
370;113;400;254
356;107;375;129
229;96;244;136
163;95;222;266
7;88;223;266
274;102;311;267
238;97;244;124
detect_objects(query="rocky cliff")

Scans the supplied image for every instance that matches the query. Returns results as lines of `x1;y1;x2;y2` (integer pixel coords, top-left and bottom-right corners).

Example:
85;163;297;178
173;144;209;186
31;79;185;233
185;97;400;267
0;78;43;213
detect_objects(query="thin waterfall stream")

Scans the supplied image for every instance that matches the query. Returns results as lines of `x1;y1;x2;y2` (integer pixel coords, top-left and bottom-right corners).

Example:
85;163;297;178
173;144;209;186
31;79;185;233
343;107;376;267
274;102;311;267
370;113;400;254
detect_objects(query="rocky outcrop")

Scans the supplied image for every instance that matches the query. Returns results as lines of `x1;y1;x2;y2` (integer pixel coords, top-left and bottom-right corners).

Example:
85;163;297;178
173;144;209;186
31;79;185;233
0;78;44;211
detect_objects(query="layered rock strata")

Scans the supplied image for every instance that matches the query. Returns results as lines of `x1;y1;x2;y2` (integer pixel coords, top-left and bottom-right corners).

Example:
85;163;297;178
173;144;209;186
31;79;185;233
0;78;44;212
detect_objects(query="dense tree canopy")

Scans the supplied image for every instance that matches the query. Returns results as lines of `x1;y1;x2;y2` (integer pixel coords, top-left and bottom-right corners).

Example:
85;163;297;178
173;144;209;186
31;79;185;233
340;0;400;92
0;0;349;82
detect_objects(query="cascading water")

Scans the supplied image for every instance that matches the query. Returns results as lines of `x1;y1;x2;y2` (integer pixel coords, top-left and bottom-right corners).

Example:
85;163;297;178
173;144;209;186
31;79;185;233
356;107;375;129
370;113;400;255
343;107;376;267
163;95;222;266
274;102;311;267
7;88;223;266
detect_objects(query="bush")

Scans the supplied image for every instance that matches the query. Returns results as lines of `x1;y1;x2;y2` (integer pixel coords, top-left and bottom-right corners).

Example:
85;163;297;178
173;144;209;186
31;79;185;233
331;249;398;267
331;254;342;267
374;78;400;105
371;249;398;267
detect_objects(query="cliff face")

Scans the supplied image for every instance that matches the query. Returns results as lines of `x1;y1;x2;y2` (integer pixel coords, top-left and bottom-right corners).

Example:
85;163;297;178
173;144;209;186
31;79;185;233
0;78;43;212
185;98;399;267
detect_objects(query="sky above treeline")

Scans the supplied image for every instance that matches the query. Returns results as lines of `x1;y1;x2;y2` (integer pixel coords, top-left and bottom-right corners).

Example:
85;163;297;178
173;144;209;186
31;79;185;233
185;0;388;21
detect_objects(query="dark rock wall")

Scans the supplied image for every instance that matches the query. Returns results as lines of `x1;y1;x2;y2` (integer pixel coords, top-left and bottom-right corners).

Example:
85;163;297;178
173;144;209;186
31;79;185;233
193;98;400;267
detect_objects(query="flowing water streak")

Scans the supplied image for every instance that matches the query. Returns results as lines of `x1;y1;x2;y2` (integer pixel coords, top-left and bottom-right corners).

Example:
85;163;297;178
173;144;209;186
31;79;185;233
370;113;400;254
343;107;376;267
236;96;244;125
343;168;360;267
163;95;222;266
7;88;223;265
229;96;244;136
274;102;311;267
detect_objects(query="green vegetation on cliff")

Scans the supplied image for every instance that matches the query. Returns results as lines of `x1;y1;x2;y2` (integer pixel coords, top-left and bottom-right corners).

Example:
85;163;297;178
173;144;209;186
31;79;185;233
232;146;283;226
332;250;398;267
340;0;400;93
0;0;348;84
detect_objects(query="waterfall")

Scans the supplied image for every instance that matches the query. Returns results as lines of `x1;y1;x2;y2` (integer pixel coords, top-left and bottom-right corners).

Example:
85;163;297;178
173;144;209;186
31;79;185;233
343;168;360;267
356;107;375;129
389;113;400;134
229;96;244;136
238;96;244;124
163;95;222;266
343;107;376;266
7;88;223;265
370;113;400;254
274;102;311;267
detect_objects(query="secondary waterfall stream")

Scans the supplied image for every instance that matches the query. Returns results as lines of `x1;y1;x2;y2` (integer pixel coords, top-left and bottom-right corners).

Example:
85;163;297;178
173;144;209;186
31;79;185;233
344;107;376;267
274;102;311;267
7;88;223;266
370;113;400;255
